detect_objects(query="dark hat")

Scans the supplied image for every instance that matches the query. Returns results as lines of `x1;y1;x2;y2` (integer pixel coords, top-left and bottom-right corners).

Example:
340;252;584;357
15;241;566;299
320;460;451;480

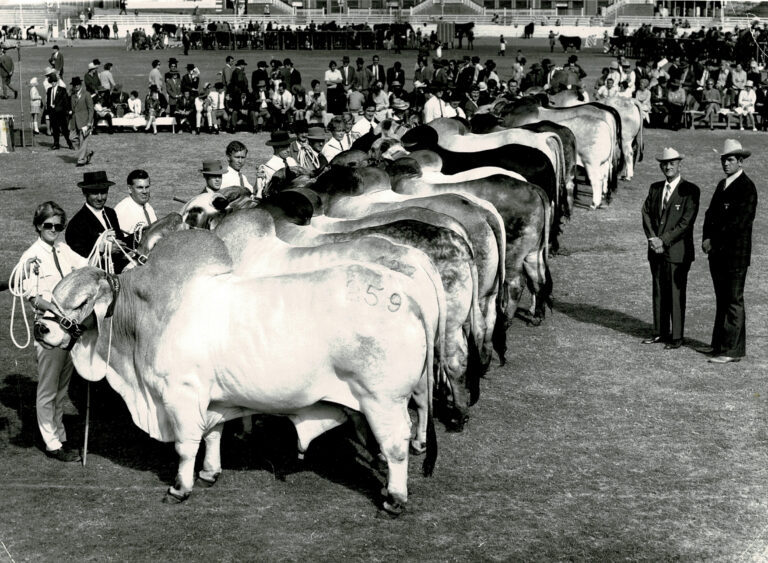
52;44;59;50
236;59;247;66
342;55;350;62
77;171;115;190
70;76;82;86
306;126;327;141
293;120;309;134
214;81;224;89
200;160;225;175
149;84;159;92
186;63;195;70
363;100;377;109
542;58;552;67
169;57;178;65
266;130;296;147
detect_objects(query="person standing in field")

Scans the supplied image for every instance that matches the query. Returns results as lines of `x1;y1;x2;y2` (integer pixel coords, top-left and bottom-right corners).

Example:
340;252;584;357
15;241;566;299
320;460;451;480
498;35;506;57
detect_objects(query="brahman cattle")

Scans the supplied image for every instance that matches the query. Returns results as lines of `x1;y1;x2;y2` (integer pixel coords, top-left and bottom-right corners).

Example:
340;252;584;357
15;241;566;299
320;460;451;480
34;230;437;515
558;35;582;51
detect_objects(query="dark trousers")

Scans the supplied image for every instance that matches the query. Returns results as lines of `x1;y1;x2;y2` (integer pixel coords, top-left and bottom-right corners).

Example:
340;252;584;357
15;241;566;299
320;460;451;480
49;110;72;147
650;258;690;341
709;260;748;357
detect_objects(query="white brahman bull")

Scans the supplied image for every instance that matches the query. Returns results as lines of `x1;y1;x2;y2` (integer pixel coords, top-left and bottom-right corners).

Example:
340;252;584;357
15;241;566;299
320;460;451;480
34;230;437;515
548;90;644;182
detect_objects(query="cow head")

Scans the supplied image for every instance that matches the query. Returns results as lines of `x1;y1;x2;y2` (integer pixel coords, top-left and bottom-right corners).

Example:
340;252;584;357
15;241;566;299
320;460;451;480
34;268;117;379
180;186;253;230
125;212;184;270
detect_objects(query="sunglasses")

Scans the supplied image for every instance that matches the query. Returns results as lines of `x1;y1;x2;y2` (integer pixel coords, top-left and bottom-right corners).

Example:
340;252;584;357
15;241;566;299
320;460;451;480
41;222;65;232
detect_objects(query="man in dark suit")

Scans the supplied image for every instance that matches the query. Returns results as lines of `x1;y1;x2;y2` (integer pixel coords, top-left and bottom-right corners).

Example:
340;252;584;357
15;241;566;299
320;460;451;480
353;57;374;96
69;76;94;167
368;54;385;87
251;60;269;93
65;171;131;273
699;139;758;363
641;147;700;349
339;55;356;93
45;68;73;150
49;45;64;79
386;61;406;90
280;58;302;90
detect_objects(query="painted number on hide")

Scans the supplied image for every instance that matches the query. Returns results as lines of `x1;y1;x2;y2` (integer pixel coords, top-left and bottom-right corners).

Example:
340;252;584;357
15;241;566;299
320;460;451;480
365;284;382;306
388;293;402;312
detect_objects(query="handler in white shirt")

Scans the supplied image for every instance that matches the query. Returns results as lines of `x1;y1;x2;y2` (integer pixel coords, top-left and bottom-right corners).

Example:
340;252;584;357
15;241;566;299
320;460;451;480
321;116;351;163
422;86;447;124
221;140;254;193
255;131;299;198
114;169;157;239
351;103;378;136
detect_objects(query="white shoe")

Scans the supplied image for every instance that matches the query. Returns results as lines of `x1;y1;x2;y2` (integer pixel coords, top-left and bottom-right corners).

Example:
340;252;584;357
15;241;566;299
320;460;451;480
740;126;744;130
753;127;758;131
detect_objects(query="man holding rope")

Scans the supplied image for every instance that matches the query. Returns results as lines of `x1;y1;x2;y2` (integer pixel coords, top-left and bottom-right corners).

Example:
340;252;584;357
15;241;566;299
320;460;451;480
65;171;132;273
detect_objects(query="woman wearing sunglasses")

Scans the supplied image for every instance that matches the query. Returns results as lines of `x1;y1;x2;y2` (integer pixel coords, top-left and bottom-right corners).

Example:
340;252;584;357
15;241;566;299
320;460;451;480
16;201;88;462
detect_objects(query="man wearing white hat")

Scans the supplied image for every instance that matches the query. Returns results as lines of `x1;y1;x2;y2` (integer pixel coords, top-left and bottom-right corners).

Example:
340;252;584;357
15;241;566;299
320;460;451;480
641;147;700;350
735;79;757;131
699;139;758;363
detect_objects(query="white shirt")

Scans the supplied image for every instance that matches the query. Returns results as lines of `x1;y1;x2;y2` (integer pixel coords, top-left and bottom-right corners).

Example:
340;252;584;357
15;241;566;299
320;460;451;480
324;68;342;88
114;196;157;237
444;105;466;119
222;166;254;193
272;90;294;110
724;169;743;190
86;203;110;230
321;137;347;162
661;175;681;214
17;238;88;301
351;117;377;137
208;90;226;111
422;95;446;124
127;97;142;115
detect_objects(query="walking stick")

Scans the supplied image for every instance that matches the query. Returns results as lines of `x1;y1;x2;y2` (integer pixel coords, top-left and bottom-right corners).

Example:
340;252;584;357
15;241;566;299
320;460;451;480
82;381;90;466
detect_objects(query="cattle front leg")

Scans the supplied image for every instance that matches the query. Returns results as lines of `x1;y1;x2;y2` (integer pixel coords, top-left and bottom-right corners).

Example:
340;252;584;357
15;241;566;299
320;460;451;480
621;143;634;180
164;438;201;503
409;374;428;454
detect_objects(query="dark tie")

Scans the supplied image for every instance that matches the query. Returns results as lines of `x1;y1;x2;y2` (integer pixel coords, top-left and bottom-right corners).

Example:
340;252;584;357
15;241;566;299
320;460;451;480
662;184;671;213
52;247;65;278
238;171;245;188
102;211;112;230
142;204;152;225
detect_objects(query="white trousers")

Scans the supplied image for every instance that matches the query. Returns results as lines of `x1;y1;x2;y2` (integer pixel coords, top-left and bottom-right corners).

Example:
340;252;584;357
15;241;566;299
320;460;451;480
35;343;74;451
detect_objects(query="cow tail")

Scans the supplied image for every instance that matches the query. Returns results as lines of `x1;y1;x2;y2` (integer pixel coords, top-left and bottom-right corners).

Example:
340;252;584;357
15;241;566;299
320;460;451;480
554;134;570;220
529;189;554;319
423;308;438;478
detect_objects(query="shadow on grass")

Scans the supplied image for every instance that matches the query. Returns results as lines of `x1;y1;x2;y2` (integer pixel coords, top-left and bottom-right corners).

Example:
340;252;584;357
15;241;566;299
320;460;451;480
553;301;710;349
0;373;39;449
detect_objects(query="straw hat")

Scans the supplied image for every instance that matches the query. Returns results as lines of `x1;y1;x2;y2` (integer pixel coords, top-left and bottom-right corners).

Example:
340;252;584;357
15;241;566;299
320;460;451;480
306;127;327;141
656;147;684;162
719;139;751;158
43;66;56;76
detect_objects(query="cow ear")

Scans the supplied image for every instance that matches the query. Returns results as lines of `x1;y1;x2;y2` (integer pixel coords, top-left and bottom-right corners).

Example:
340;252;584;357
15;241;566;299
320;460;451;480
90;276;114;333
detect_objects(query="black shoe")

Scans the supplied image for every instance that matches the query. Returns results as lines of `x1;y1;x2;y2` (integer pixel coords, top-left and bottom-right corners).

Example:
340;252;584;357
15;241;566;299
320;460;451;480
67;143;75;150
642;336;665;344
14;90;18;99
696;345;717;355
45;447;81;462
665;339;683;350
50;145;60;150
86;151;94;164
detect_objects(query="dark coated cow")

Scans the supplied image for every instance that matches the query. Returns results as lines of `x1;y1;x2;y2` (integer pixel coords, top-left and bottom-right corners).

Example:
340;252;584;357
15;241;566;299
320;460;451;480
558;35;582;52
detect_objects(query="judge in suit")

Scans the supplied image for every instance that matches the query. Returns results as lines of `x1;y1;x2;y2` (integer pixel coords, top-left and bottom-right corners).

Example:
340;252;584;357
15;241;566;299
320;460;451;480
353;57;374;96
641;147;700;349
65;171;132;273
49;45;64;78
69;76;94;166
339;55;356;92
45;67;73;150
700;139;758;363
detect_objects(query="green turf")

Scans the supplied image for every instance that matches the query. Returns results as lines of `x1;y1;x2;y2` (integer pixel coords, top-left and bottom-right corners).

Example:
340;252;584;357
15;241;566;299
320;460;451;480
1;41;768;562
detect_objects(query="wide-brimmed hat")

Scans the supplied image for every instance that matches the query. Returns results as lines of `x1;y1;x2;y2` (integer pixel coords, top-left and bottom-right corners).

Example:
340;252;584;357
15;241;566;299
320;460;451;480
306;127;327;141
44;66;56;76
200;160;225;175
236;59;247;66
609;60;619;70
186;63;196;70
719;138;751;158
391;80;401;87
77;171;115;190
655;147;684;162
70;76;82;86
88;61;100;70
477;81;488;91
392;99;410;111
266;130;295;147
30;77;38;86
256;80;267;88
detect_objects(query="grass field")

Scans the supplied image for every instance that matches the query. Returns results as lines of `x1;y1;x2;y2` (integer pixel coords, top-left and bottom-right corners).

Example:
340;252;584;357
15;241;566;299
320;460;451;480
1;40;768;562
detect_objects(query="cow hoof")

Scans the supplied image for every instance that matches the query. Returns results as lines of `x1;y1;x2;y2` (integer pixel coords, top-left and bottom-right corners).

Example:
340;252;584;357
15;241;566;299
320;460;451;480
382;494;406;517
409;440;427;455
528;316;543;327
163;487;190;504
197;470;221;487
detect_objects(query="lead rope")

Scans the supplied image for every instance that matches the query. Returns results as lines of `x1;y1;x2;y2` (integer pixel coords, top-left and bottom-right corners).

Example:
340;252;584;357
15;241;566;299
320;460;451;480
81;231;128;466
8;259;40;349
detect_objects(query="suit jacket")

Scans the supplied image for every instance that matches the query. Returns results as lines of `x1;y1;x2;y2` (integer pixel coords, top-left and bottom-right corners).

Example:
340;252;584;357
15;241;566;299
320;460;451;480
251;68;269;92
353;66;374;91
642;178;700;263
281;67;302;89
703;172;758;269
46;83;70;113
49;51;64;75
84;71;101;95
368;64;385;85
386;67;406;88
339;65;356;89
165;72;182;104
70;90;94;129
414;66;434;85
65;205;131;271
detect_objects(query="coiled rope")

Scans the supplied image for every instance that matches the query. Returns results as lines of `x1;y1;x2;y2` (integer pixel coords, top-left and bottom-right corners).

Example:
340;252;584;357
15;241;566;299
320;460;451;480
7;259;39;349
